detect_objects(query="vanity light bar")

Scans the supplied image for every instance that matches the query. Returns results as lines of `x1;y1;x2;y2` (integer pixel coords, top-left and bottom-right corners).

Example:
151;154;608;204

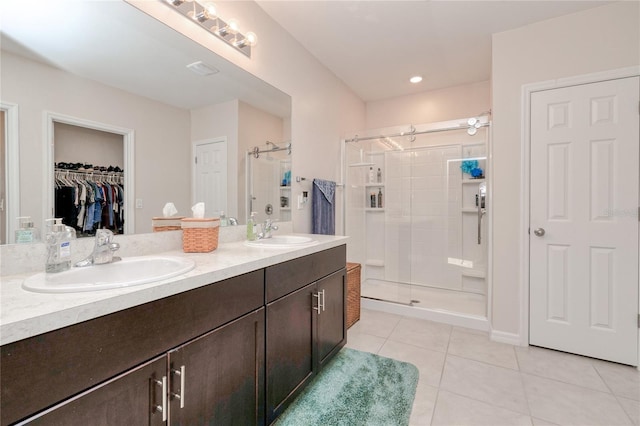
163;0;256;58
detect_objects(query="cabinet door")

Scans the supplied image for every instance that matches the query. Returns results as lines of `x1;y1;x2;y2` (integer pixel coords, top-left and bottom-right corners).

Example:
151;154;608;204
24;356;167;426
317;269;347;368
266;282;315;422
168;308;265;426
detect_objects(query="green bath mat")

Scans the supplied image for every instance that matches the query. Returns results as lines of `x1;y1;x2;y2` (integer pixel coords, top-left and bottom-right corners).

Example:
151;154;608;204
275;348;419;426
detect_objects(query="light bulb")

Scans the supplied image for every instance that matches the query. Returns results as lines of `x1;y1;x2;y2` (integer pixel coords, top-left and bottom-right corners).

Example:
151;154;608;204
200;1;217;19
166;0;184;5
227;18;240;34
244;32;258;47
409;75;423;84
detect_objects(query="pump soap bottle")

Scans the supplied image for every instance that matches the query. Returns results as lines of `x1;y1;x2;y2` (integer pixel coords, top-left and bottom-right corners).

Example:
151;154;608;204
45;218;73;273
15;216;40;243
247;212;258;241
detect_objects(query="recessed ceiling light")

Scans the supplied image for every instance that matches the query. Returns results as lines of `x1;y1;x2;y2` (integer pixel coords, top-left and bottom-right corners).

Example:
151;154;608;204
186;61;219;76
409;75;423;84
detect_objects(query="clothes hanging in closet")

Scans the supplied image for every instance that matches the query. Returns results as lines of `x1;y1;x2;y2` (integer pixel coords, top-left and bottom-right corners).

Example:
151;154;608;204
54;169;124;237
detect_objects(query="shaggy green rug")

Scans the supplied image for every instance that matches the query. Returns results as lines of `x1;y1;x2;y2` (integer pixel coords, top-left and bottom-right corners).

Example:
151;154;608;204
274;348;419;426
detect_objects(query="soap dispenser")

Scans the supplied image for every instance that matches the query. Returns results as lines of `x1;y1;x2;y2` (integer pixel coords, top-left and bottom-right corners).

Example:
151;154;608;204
247;212;258;241
15;216;40;243
45;218;73;273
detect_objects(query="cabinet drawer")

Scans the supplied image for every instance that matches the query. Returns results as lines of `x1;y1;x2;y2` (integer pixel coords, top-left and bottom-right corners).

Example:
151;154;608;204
265;245;346;303
0;269;264;426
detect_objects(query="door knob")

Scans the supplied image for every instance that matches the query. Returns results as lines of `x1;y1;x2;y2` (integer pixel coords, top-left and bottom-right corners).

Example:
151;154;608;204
533;228;545;237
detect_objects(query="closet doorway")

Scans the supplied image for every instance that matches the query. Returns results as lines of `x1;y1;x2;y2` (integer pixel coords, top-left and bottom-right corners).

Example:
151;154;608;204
45;113;134;237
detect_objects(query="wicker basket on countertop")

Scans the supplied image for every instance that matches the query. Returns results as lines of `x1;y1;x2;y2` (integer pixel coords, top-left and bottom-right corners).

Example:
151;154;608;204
181;218;220;253
152;216;185;232
346;262;362;329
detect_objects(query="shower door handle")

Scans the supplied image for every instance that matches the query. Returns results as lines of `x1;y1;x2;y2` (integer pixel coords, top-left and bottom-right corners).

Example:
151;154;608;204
477;203;486;244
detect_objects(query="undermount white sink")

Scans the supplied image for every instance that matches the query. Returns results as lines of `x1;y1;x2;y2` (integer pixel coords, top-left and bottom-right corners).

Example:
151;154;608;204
22;256;196;293
245;235;318;249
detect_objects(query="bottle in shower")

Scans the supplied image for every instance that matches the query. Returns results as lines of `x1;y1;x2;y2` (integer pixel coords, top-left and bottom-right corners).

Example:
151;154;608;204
377;188;383;208
370;193;376;208
368;167;374;183
377;168;382;183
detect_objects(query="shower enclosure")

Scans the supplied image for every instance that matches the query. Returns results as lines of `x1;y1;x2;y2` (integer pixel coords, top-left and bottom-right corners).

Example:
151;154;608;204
342;117;490;322
246;141;292;224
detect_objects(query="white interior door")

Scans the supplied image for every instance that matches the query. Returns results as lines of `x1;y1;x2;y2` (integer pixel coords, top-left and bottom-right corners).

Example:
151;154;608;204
529;76;639;365
194;139;227;218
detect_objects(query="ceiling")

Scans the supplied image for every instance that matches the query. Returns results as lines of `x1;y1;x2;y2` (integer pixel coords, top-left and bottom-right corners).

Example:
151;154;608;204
256;1;613;102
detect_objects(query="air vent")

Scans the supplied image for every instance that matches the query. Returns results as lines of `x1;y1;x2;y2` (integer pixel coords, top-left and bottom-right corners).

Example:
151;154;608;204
186;61;219;76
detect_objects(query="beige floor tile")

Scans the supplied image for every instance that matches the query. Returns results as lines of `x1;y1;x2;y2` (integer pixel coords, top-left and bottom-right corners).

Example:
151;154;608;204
409;382;438;426
378;339;446;388
515;346;609;392
352;308;402;338
345;331;386;354
388;316;452;353
440;355;530;415
618;397;640;425
448;327;518;370
522;373;632;425
592;360;640;401
451;326;489;337
531;418;559;426
431;390;532;426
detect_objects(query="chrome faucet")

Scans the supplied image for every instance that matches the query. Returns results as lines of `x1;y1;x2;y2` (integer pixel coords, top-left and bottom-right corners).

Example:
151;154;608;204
75;229;121;267
258;218;278;239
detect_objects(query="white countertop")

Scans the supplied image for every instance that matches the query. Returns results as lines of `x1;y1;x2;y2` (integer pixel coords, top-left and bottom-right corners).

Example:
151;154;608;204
0;234;348;346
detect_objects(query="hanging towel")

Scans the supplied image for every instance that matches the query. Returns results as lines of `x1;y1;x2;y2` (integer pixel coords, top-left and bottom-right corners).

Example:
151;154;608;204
312;178;336;235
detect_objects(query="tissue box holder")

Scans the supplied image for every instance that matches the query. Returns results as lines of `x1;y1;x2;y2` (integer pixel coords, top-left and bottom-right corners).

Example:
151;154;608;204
152;216;185;232
181;218;220;253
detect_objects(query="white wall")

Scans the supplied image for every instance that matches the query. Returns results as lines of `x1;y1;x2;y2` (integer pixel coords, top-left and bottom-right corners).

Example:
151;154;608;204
1;51;191;234
491;1;640;338
129;0;367;233
54;122;124;168
366;81;491;129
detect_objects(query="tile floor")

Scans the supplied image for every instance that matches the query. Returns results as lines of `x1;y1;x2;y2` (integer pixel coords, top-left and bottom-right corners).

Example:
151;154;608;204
346;308;640;426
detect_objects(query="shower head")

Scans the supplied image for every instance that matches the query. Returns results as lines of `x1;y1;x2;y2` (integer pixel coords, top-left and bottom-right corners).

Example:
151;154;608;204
266;141;279;150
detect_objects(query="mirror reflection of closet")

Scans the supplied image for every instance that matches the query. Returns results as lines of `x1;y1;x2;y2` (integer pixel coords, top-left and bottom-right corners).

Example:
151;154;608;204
53;122;125;239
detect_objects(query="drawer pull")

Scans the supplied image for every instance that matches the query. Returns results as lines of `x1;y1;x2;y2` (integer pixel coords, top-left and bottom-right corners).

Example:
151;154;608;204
153;376;167;422
171;365;186;409
313;289;326;315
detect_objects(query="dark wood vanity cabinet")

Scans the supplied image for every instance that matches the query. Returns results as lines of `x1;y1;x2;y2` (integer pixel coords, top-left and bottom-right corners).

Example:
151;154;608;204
0;244;346;426
1;270;265;425
265;246;347;423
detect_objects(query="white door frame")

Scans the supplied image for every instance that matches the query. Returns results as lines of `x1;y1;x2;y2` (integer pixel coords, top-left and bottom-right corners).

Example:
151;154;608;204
44;111;135;235
1;102;20;243
520;66;640;366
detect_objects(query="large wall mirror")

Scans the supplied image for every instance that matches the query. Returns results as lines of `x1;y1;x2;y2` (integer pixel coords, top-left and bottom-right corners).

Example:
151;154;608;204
0;0;291;244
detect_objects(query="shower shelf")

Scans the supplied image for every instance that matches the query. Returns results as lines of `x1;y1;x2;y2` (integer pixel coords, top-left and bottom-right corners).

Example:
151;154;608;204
462;269;486;278
365;208;385;212
365;183;385;187
462;178;485;184
364;259;385;267
461;208;479;213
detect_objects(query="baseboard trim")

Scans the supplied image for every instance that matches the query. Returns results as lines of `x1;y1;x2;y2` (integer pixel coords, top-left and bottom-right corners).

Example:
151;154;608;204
490;329;524;346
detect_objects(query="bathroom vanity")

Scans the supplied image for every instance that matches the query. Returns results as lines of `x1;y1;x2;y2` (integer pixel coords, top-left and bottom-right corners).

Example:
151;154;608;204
0;235;347;425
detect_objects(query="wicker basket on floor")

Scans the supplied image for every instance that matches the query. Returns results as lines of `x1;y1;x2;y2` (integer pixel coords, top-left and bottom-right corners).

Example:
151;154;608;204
181;218;220;253
346;262;361;329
